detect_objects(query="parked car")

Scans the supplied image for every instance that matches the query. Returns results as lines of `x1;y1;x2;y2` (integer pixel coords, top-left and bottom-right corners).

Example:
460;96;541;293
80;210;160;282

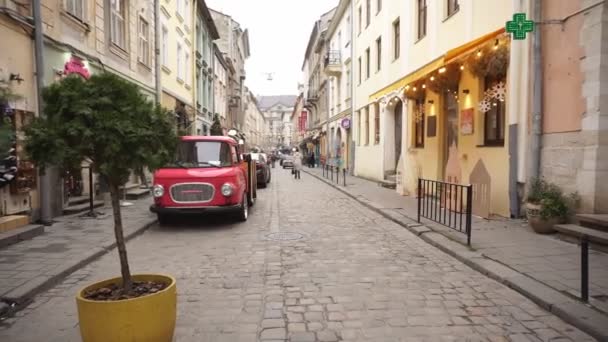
282;155;294;169
251;153;271;188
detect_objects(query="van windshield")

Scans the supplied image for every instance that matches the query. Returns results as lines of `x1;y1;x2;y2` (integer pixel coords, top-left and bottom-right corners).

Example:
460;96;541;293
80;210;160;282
169;141;232;168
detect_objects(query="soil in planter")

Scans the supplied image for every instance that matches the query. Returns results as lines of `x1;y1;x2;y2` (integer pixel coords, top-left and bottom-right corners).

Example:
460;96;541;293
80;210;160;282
83;281;168;301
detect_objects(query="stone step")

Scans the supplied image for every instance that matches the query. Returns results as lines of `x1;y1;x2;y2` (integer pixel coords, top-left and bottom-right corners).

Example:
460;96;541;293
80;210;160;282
67;195;90;207
384;170;396;177
63;200;105;216
126;188;150;200
386;174;397;183
577;214;608;232
0;215;29;233
0;224;45;249
554;224;608;245
379;180;397;190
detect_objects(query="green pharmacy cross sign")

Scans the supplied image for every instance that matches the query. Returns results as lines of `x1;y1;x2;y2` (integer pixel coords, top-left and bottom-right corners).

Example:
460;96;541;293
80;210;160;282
506;13;534;40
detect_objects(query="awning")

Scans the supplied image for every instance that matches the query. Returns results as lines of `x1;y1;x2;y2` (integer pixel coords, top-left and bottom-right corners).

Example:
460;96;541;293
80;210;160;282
368;27;506;102
369;57;444;101
444;27;506;64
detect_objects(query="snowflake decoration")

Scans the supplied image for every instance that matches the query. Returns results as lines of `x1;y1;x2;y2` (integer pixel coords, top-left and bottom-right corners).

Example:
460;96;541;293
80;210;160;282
492;81;506;102
479;99;491;113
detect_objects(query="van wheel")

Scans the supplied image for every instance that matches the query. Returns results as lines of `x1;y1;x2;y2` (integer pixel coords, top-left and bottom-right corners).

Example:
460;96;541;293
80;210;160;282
239;194;248;222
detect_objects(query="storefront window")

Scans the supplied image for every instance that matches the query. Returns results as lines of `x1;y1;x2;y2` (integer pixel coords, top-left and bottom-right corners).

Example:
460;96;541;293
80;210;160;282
484;76;506;146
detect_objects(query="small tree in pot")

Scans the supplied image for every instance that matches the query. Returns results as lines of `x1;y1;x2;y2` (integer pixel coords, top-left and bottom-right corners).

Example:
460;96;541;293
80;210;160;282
25;73;179;342
526;178;578;234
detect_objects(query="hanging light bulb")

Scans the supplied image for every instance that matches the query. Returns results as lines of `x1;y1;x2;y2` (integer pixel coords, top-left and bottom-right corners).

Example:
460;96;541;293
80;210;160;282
477;50;482;57
460;65;465;71
430;76;435;81
405;85;410;90
493;39;499;50
422;84;426;89
413;87;417;91
439;67;446;74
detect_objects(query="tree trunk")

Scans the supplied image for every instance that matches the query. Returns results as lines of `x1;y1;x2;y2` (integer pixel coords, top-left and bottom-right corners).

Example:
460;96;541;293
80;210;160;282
109;181;132;293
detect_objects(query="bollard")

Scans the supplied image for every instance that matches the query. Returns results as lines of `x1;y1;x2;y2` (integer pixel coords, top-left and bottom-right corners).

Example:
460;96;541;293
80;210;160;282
343;168;346;186
336;167;339;184
330;166;334;181
581;236;589;302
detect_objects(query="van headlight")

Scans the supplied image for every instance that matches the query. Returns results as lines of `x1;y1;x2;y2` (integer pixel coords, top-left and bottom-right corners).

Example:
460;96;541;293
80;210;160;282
152;184;164;198
221;183;234;197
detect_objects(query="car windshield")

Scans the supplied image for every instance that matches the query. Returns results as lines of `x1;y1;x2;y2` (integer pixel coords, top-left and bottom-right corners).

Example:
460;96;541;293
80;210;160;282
169;141;232;168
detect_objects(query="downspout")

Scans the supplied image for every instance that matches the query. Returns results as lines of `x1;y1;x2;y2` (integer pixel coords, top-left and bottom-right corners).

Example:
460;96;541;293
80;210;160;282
349;0;355;175
528;0;542;186
33;0;53;223
154;0;162;104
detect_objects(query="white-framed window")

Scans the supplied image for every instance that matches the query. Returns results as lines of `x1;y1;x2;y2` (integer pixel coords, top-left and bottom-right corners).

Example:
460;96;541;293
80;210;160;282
161;25;168;66
185;51;191;85
65;0;85;21
184;0;190;27
110;0;126;49
138;17;150;66
177;42;183;80
177;0;184;19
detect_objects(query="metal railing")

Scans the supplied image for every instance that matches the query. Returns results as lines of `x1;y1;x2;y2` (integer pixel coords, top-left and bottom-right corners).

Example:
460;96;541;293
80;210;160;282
417;178;473;245
322;163;346;187
324;50;341;68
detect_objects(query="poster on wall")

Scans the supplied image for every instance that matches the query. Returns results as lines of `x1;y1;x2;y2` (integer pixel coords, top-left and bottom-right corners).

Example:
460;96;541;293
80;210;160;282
427;116;437;137
460;108;474;135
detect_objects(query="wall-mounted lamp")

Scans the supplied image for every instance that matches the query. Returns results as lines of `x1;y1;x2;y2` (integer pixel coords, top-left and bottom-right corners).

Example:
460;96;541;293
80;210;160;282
462;89;470;94
428;100;434;104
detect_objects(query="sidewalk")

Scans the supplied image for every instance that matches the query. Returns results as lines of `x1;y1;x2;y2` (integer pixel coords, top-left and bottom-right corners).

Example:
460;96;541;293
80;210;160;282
0;199;156;312
304;166;608;340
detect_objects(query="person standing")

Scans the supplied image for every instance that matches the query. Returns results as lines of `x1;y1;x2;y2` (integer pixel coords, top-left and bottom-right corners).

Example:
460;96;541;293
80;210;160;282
309;151;315;168
293;148;302;179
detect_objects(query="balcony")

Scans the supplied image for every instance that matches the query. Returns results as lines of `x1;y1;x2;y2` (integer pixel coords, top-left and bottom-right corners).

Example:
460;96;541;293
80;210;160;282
323;50;341;76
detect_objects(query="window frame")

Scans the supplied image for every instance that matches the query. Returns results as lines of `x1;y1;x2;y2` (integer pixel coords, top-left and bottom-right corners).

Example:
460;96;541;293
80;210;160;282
185;51;191;85
366;0;371;28
161;25;169;67
365;48;370;79
177;42;184;81
483;76;506;146
365;107;370;145
376;36;382;72
138;17;150;66
414;98;425;148
393;18;400;60
377;0;382;14
65;0;86;22
358;6;362;34
447;0;460;17
358;57;362;85
374;102;380;144
417;0;427;40
110;0;127;49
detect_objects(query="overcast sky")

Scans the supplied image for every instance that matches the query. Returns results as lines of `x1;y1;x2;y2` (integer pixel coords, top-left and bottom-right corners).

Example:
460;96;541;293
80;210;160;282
206;0;338;97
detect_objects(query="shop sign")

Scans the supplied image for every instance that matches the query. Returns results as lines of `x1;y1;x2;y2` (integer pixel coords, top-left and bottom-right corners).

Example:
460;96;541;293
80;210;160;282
64;56;90;79
341;118;351;129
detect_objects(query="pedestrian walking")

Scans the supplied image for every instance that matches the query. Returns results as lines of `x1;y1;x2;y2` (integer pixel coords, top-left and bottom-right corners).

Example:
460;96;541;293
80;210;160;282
309;151;315;168
292;147;302;179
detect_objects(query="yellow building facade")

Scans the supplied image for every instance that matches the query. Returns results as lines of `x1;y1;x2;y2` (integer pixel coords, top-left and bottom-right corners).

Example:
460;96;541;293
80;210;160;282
355;0;529;218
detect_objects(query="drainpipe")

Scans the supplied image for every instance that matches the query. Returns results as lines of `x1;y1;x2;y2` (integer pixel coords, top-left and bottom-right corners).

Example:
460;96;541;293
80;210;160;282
33;0;53;223
528;0;542;185
349;0;355;175
154;0;162;104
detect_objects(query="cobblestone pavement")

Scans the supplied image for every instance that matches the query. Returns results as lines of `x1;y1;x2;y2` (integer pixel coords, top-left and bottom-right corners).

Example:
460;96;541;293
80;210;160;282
0;169;597;341
306;167;608;311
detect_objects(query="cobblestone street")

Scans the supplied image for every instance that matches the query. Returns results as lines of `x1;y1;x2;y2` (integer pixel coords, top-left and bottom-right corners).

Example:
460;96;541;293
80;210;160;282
0;169;597;342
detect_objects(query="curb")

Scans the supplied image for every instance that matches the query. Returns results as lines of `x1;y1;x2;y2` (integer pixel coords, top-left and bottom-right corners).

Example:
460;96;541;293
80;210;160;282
2;218;157;307
305;169;608;341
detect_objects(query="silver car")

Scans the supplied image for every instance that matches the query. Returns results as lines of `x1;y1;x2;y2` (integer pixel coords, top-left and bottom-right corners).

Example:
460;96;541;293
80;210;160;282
282;155;294;169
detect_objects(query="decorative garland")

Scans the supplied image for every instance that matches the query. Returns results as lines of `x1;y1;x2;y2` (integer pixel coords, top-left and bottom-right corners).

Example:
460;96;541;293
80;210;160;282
466;43;510;80
478;81;506;113
426;67;461;95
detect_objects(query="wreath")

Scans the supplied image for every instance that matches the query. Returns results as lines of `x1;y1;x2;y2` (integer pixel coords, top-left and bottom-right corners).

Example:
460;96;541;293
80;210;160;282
466;43;510;79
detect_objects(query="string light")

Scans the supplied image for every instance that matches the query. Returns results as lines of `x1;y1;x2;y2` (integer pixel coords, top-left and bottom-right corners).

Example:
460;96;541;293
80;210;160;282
439;67;446;74
405;85;410;90
422;84;426;89
413;87;417;91
493;39;499;50
460;65;465;70
430;76;435;81
477;50;482;57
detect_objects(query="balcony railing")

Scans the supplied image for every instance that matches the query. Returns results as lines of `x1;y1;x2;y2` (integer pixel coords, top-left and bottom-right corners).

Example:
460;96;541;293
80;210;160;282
324;50;341;68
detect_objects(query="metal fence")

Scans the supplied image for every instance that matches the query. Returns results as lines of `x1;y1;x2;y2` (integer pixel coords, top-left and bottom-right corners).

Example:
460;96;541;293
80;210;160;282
417;178;473;245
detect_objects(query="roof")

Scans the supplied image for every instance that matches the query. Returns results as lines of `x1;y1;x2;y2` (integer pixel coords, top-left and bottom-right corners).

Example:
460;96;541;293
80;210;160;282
197;0;219;39
181;136;238;145
257;95;298;111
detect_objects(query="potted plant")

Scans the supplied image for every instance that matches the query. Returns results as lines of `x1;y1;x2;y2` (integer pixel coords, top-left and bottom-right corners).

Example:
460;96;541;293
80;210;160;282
25;73;178;342
525;178;575;234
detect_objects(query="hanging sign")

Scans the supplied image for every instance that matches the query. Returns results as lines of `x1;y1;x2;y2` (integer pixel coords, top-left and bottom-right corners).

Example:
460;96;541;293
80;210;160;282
341;118;351;129
506;13;534;40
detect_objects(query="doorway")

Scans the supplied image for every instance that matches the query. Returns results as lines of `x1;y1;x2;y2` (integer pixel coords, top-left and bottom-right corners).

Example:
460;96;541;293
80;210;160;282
444;90;460;181
394;100;403;168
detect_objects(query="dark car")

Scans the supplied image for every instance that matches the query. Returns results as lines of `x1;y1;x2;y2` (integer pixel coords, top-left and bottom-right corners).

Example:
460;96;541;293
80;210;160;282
251;153;271;188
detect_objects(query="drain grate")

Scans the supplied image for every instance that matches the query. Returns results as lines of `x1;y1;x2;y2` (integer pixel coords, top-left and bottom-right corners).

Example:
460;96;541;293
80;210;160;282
266;232;304;241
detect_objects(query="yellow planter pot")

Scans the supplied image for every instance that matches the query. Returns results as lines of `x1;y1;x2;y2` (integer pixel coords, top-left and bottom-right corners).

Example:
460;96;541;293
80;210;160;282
76;274;177;342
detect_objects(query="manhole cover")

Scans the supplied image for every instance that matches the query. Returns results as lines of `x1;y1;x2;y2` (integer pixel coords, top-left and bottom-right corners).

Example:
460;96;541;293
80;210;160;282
266;232;304;241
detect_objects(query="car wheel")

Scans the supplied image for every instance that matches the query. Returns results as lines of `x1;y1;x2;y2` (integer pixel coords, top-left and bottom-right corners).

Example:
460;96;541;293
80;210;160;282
157;213;171;226
239;194;248;222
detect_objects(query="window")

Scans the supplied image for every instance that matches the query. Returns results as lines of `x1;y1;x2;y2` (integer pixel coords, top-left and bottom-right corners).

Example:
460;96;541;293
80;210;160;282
374;102;380;144
414;99;425;148
365;48;370;79
376;36;382;72
337;31;342;49
357;110;361;145
346;16;351;44
393;18;400;60
65;0;85;21
177;43;183;80
484;76;506;146
358;57;362;85
377;0;382;13
161;25;168;66
358;6;362;34
417;0;427;40
346;68;351;99
185;52;190;85
365;106;370;145
177;0;184;19
110;0;126;49
366;0;371;27
184;0;190;27
447;0;459;17
138;18;150;66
